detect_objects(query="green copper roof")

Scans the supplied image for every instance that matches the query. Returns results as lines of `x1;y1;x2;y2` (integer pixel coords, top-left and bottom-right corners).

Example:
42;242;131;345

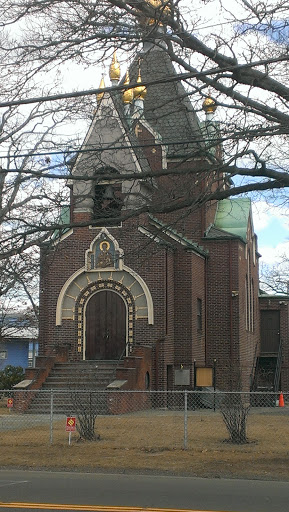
214;198;252;242
52;205;70;239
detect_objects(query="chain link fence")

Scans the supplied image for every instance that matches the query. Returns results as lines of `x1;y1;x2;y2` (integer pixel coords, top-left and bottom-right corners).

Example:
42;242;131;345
0;389;288;450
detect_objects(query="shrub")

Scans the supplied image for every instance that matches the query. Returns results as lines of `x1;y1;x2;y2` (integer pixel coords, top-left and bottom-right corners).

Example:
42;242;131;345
220;393;250;444
0;365;25;390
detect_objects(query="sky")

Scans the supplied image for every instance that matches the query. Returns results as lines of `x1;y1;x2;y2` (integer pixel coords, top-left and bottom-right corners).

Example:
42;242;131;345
252;201;289;266
57;1;289;270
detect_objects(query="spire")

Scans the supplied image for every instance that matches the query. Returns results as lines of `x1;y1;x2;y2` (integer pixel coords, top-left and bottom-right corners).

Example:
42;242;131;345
133;61;147;119
202;94;219;149
122;71;134;118
109;51;121;84
97;76;105;104
133;68;147;101
122;71;134;104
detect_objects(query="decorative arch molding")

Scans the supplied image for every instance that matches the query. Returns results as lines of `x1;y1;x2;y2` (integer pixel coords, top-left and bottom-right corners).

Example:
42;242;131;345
56;264;154;326
79;281;134;357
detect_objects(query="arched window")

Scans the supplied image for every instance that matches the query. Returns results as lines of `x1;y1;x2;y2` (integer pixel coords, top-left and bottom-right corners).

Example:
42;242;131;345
250;278;254;332
245;273;249;331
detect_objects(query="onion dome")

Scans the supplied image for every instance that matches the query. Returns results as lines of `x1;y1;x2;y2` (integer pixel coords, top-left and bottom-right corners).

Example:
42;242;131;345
122;71;134;104
202;95;217;114
146;0;171;15
97;76;105;103
133;70;147;100
109;51;121;83
145;0;171;24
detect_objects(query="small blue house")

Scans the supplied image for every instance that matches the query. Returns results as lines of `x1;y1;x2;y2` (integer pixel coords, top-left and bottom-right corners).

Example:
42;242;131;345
0;315;38;370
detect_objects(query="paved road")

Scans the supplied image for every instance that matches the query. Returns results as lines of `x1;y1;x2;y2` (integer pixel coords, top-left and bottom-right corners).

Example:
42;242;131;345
0;470;288;512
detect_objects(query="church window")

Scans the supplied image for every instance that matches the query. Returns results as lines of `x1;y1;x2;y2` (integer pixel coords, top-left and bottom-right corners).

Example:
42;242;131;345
197;298;202;331
245;274;249;331
250;278;254;332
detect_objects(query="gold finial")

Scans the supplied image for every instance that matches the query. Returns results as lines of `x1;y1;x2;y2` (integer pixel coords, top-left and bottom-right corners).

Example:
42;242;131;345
144;0;171;25
109;51;121;82
122;71;134;104
202;95;217;114
97;76;105;103
133;67;147;101
146;0;170;13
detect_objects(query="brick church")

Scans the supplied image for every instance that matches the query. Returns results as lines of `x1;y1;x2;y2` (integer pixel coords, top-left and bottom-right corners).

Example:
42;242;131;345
35;31;289;394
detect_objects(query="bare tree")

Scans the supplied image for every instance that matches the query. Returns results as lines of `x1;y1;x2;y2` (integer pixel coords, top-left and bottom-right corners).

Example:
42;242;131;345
0;1;289;200
260;259;289;295
0;0;289;275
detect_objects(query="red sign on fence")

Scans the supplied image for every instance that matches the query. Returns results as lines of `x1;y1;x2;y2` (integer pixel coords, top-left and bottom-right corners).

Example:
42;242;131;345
7;398;13;408
66;417;76;432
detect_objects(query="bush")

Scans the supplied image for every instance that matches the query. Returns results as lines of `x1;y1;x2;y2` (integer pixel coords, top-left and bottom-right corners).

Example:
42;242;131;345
220;393;250;444
70;389;101;441
0;365;25;390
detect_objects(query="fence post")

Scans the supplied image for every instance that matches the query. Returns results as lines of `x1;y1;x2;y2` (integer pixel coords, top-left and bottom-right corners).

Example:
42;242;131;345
184;390;188;450
213;359;216;412
50;390;54;445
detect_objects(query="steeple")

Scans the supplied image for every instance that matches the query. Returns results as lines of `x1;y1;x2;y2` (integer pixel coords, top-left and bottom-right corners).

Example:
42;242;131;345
122;71;134;117
133;65;147;118
109;51;121;84
97;76;105;104
133;68;147;101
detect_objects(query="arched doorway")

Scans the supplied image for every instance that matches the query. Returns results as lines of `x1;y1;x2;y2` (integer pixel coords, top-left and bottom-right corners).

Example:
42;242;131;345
85;290;126;360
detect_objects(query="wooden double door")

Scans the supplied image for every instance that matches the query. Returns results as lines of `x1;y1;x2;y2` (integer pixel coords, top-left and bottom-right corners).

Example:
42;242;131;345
85;291;126;360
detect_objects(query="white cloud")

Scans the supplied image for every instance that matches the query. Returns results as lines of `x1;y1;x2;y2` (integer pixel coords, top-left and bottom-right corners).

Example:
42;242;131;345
252;201;289;232
258;241;289;265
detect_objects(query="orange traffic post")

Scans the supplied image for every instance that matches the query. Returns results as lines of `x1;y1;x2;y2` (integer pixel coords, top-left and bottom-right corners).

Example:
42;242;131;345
279;392;285;407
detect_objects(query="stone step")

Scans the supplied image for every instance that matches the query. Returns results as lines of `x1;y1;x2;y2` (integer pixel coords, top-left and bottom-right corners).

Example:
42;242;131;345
53;361;118;367
41;381;114;390
26;390;110;414
42;381;112;388
50;368;116;376
26;360;118;412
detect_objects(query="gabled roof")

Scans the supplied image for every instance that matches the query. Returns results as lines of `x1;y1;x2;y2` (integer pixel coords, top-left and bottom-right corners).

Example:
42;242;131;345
73;92;151;177
149;215;208;256
52;205;70;240
108;90;153;177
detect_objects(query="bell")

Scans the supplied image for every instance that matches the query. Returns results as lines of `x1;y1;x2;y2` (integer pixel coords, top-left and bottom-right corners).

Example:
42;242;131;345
103;185;114;200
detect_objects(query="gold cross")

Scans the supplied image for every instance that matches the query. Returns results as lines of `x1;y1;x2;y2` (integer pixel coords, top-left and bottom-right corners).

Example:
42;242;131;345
135;123;143;137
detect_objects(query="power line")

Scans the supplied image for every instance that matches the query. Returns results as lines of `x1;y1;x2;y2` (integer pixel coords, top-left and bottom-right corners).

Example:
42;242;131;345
0;120;283;162
0;55;288;108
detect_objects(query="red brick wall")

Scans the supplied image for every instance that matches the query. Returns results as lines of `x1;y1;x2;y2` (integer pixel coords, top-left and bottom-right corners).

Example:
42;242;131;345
203;237;259;390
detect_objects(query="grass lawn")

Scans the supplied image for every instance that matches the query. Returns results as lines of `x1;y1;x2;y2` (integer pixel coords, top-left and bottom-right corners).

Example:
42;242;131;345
0;404;288;481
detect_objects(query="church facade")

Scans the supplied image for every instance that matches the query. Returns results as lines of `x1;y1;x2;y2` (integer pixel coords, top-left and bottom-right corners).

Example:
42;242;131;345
36;40;288;393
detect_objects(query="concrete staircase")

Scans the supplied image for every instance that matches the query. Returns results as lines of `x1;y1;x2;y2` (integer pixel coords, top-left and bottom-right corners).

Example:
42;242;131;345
26;360;118;414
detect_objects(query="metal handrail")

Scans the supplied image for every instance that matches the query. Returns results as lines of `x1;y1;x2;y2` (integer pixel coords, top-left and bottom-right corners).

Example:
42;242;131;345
116;341;131;371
